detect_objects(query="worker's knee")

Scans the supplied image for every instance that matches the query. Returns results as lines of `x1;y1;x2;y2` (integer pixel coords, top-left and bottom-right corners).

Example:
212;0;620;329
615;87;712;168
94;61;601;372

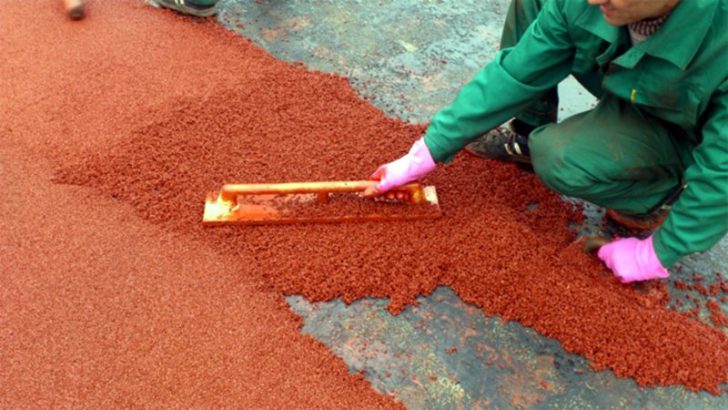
528;126;591;196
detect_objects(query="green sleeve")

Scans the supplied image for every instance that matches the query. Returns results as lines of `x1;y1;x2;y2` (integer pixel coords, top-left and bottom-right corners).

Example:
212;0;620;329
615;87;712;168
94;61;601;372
424;0;575;163
653;82;728;267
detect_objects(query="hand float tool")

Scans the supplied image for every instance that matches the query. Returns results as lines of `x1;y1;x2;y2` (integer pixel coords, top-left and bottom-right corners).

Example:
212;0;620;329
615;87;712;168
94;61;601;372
203;180;441;225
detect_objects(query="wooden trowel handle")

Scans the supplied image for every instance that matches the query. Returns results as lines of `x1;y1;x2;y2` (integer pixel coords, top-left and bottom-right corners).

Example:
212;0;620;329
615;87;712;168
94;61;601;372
221;181;378;195
221;181;427;203
220;180;427;202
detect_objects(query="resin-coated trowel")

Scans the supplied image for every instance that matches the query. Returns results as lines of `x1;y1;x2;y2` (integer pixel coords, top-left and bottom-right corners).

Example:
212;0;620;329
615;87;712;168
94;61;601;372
202;180;441;225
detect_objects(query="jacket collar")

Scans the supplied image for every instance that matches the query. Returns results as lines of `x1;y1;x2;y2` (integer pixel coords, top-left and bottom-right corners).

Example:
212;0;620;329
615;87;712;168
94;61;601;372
574;0;718;70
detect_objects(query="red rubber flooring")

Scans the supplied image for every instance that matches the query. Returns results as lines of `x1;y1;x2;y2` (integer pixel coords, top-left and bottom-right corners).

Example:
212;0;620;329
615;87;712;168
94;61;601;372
0;1;399;407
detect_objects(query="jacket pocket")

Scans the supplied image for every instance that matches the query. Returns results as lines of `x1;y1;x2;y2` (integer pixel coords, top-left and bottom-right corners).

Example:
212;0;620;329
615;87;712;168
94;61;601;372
635;72;704;130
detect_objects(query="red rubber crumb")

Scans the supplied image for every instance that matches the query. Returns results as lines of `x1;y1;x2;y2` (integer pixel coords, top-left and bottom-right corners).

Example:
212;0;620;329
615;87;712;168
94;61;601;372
2;0;727;404
718;273;728;293
683;307;701;320
707;301;728;328
690;283;710;296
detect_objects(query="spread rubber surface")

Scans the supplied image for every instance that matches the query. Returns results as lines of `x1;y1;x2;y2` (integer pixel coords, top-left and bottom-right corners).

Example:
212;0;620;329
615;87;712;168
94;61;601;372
0;1;400;407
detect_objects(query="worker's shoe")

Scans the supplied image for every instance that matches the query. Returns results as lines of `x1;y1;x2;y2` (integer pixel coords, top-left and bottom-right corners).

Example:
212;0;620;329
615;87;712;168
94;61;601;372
606;208;670;231
606;182;686;231
464;120;532;164
150;0;217;17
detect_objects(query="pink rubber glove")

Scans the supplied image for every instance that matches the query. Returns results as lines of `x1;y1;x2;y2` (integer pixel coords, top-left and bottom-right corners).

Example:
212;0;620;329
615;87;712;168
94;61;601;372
364;137;436;196
597;235;669;283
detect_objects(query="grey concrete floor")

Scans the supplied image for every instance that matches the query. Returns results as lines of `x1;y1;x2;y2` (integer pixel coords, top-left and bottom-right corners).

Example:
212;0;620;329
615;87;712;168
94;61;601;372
213;1;727;408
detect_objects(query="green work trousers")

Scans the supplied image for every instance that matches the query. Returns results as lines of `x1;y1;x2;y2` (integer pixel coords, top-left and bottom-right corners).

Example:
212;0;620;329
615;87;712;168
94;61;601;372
505;0;692;215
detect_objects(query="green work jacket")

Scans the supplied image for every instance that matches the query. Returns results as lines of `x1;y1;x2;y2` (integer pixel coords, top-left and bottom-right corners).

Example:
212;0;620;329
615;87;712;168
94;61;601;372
424;0;728;267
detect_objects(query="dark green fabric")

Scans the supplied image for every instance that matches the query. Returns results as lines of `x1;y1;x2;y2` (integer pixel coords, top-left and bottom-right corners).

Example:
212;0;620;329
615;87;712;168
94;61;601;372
423;0;728;267
530;94;693;215
501;0;558;127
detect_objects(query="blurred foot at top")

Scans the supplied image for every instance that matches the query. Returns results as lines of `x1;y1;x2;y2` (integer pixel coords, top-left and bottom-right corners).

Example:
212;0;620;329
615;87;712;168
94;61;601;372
150;0;217;17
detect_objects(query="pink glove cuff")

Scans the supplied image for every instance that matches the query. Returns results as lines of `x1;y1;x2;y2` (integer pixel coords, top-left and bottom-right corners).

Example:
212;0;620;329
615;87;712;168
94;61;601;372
635;236;669;279
407;137;437;174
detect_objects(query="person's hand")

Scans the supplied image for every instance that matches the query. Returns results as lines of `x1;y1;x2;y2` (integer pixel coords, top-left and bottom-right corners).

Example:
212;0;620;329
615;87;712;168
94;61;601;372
363;137;436;196
597;235;669;283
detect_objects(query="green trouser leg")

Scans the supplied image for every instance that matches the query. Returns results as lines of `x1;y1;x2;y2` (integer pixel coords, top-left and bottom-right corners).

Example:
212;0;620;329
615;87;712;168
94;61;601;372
529;95;693;214
190;0;217;5
502;0;604;129
502;0;557;128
